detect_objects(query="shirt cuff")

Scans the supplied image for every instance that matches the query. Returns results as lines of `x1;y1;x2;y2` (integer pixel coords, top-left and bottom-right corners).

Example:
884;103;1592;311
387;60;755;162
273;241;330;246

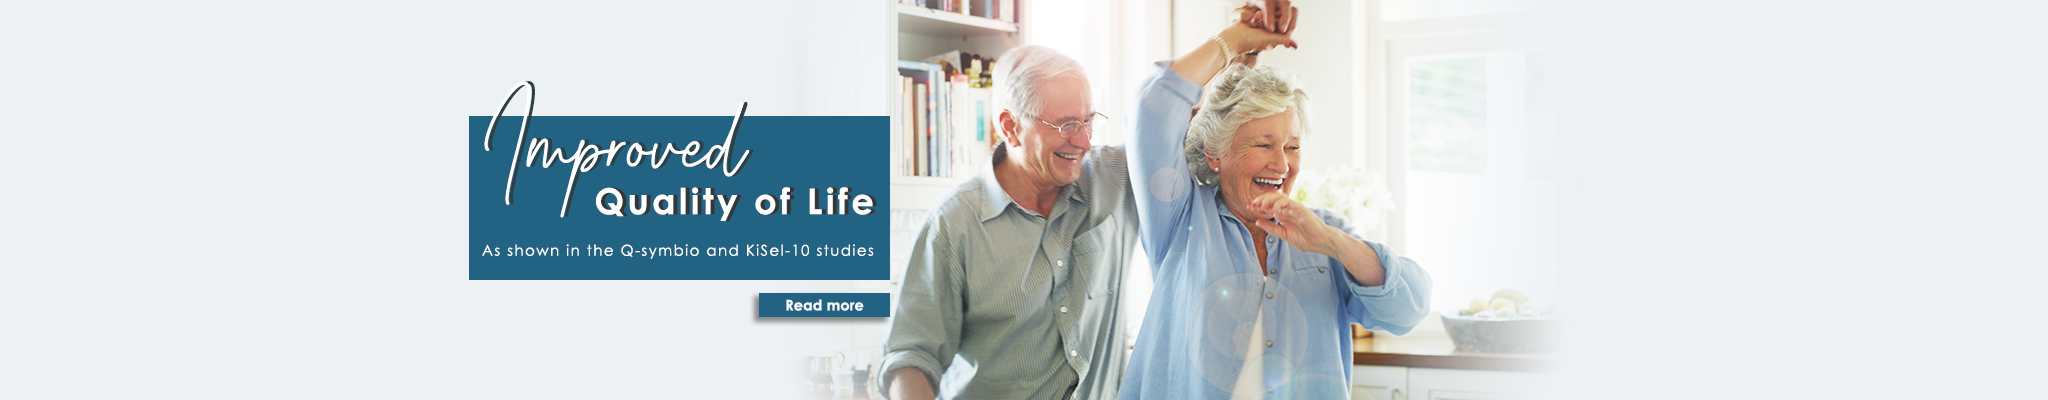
1341;240;1402;298
1150;61;1206;107
876;350;943;399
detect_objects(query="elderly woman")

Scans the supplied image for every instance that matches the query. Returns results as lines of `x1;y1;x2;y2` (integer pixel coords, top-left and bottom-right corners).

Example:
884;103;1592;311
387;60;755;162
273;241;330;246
1118;15;1433;400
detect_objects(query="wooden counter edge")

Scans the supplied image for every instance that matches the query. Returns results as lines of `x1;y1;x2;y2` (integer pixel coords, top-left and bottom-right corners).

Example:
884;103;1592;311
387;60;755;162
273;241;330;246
1352;351;1556;372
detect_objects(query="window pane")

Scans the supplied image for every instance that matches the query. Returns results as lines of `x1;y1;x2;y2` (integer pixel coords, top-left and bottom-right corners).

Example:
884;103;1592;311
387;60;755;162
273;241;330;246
1402;52;1561;314
1525;53;1556;179
1408;57;1489;174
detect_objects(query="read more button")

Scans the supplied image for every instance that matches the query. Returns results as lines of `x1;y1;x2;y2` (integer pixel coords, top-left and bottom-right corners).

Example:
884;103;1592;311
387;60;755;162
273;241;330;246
785;299;859;312
758;293;890;317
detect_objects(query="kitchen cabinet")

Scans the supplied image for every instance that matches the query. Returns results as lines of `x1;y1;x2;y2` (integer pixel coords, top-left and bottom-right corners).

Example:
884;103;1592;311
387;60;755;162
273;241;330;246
1348;333;1555;399
1408;367;1549;400
1350;365;1407;400
1349;366;1552;400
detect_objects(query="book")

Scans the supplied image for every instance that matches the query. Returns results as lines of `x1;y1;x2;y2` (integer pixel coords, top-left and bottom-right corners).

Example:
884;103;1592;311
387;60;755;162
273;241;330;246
972;0;993;19
928;78;938;176
900;76;914;177
898;61;945;177
950;80;992;174
896;60;998;178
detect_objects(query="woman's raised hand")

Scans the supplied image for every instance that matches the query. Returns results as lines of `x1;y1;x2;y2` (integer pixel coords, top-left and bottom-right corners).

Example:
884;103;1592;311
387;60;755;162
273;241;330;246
1230;0;1296;34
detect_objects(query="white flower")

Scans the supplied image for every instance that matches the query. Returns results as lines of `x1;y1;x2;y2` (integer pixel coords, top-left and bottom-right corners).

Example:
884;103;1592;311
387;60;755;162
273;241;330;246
1290;164;1394;231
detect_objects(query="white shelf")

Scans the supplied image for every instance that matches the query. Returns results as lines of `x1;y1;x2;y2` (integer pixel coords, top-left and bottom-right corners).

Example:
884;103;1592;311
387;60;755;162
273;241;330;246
895;3;1017;38
892;175;971;187
890;175;970;211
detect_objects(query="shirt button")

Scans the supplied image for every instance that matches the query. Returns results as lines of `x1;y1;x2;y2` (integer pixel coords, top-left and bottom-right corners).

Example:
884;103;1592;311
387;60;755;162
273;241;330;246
1056;260;1065;267
1060;306;1069;313
1265;340;1273;347
1266;237;1275;243
1318;267;1326;273
1269;268;1277;274
1265;292;1274;299
1070;350;1079;357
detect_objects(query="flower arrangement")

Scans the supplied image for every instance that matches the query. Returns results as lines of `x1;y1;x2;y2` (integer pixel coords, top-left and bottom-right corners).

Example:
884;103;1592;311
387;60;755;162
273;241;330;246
1289;164;1395;231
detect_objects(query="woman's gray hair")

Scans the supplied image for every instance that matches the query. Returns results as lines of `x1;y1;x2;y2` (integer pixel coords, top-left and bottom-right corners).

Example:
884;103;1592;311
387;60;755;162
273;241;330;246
1186;64;1312;186
990;46;1087;158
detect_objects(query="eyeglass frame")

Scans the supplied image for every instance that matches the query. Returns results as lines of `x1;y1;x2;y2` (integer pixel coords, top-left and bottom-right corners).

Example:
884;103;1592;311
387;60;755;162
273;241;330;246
1024;112;1109;138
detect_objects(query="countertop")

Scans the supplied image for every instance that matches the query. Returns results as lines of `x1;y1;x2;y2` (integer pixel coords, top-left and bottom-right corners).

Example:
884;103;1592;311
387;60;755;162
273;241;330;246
1352;333;1559;372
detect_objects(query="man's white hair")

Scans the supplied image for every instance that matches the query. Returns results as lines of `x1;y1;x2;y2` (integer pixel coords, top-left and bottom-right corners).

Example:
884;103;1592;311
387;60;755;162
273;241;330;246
990;45;1087;157
1186;64;1313;186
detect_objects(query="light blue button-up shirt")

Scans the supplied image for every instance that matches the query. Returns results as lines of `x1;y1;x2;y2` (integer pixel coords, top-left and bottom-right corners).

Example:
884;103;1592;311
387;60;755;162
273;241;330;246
1119;61;1433;400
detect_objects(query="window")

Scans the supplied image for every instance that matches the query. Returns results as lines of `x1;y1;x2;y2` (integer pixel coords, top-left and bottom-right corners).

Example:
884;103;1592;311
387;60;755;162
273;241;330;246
1408;57;1490;174
1388;27;1560;314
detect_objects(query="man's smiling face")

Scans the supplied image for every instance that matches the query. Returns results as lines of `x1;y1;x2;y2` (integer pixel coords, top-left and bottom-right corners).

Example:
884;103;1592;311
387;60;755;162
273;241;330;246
1009;74;1094;188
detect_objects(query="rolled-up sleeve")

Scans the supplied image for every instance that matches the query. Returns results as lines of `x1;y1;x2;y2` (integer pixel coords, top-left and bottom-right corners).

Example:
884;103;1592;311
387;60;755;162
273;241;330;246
1126;61;1208;264
1322;210;1434;335
877;218;963;397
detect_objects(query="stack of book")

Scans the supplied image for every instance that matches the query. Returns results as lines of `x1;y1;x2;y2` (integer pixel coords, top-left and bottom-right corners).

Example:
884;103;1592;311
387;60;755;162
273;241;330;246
897;59;994;178
901;0;1017;23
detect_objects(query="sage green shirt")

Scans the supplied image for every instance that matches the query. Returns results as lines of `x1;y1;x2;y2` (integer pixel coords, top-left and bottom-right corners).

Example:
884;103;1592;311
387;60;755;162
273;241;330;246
880;145;1140;400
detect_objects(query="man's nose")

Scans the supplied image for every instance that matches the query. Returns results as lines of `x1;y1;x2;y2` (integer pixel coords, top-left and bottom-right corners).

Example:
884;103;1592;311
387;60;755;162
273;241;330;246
1066;127;1093;147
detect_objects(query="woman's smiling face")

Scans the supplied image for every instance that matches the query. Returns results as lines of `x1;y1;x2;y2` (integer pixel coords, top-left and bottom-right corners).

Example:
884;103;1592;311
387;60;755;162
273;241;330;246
1208;109;1302;222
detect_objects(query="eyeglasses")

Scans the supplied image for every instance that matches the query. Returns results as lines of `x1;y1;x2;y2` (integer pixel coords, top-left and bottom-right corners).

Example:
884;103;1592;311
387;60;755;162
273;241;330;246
1029;112;1109;138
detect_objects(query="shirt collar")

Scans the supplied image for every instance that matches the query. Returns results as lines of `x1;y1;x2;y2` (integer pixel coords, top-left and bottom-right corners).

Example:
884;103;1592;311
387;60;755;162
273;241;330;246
975;156;1092;223
1214;192;1238;223
974;162;1014;222
1214;192;1260;228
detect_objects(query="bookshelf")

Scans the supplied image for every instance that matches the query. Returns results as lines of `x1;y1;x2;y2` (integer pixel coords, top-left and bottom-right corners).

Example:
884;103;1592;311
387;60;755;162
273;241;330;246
896;3;1016;37
881;1;1028;297
886;1;1026;212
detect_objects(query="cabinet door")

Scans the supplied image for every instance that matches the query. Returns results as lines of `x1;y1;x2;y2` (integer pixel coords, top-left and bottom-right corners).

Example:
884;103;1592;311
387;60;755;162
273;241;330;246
1350;365;1407;400
1407;368;1552;400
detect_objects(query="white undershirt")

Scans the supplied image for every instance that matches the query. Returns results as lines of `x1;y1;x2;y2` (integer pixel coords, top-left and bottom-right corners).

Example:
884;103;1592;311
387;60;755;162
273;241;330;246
1229;309;1266;399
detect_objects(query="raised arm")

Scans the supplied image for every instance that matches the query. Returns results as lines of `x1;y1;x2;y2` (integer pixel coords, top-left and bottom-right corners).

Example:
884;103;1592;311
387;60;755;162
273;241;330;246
1126;62;1203;261
1170;3;1299;87
1127;12;1299;262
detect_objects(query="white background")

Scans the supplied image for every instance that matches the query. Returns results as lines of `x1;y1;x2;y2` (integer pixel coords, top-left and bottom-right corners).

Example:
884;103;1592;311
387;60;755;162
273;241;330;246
3;1;887;398
4;0;2047;399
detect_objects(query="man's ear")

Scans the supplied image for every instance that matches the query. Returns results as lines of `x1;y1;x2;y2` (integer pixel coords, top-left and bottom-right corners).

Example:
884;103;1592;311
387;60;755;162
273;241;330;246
997;110;1024;147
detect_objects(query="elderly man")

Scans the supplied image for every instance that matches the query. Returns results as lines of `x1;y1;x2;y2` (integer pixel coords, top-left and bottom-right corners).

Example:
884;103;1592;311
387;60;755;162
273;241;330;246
876;46;1136;400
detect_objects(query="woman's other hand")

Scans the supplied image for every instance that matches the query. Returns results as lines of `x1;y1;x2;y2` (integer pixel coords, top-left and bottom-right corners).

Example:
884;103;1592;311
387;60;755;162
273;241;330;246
1251;192;1388;286
1250;192;1338;255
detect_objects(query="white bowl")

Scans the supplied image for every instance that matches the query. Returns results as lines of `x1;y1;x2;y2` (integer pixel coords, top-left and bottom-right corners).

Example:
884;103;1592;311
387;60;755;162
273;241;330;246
1438;312;1561;353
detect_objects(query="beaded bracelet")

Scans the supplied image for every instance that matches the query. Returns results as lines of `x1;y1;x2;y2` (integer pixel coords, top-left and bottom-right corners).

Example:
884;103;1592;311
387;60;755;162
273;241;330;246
1210;35;1233;64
